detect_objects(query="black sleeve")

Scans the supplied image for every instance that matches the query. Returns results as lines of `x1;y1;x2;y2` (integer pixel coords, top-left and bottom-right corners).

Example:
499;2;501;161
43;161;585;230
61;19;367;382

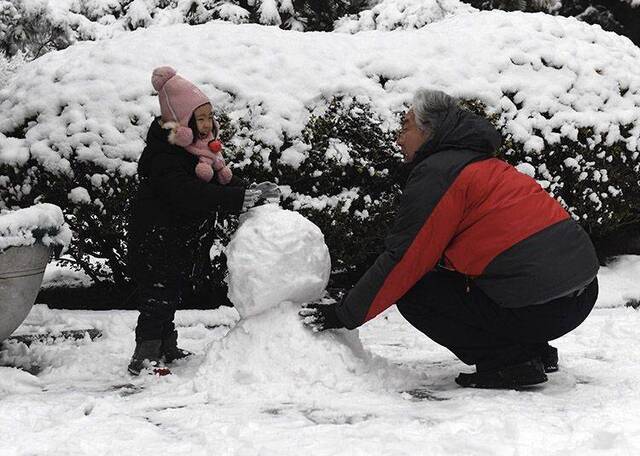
227;174;248;188
334;157;467;329
150;152;245;216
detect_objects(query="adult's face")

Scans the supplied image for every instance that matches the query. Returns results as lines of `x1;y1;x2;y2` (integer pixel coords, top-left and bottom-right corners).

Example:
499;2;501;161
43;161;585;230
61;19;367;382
397;109;430;163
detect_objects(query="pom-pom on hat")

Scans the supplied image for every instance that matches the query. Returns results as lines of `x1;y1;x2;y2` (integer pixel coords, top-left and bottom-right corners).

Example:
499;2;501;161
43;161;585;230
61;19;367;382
152;66;210;127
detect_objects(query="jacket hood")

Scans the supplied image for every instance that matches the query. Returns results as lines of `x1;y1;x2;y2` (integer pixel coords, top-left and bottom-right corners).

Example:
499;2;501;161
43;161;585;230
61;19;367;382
413;108;502;166
138;117;176;178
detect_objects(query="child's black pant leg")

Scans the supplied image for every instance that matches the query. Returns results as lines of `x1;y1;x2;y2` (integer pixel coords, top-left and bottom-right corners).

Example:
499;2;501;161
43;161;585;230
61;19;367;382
135;282;181;341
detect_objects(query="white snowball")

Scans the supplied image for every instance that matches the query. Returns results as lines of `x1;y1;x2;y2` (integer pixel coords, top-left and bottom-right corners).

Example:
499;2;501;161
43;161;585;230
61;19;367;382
226;204;331;318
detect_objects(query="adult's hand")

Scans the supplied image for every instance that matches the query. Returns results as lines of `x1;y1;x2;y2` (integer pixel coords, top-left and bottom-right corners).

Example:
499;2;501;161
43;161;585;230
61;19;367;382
299;302;345;332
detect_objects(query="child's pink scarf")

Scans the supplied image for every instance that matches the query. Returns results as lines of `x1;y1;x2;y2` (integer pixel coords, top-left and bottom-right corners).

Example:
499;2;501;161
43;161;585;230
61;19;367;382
184;133;232;185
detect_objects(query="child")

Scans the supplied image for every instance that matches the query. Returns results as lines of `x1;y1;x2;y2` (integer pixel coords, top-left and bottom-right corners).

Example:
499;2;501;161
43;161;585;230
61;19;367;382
127;66;272;375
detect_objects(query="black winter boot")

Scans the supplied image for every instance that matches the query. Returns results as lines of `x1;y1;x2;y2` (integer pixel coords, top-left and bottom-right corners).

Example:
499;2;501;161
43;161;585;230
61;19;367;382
455;359;548;389
161;330;193;364
128;339;166;376
537;344;559;373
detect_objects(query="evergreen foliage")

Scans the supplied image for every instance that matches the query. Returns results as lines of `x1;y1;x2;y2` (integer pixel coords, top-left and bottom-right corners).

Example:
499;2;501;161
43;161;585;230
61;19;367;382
2;97;638;296
0;1;73;59
0;0;369;59
464;0;640;46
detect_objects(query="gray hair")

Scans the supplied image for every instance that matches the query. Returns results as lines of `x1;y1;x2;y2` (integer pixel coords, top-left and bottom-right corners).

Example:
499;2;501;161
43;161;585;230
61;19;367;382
412;89;459;135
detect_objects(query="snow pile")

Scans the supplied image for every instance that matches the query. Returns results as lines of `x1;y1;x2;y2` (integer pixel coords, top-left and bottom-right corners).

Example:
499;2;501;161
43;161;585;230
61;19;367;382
0;204;71;252
335;0;476;32
193;302;414;402
1;11;639;176
226;204;330;318
596;255;640;308
0;367;40;395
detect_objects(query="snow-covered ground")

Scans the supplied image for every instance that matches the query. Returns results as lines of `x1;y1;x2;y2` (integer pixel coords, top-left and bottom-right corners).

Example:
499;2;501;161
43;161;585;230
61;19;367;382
1;256;639;455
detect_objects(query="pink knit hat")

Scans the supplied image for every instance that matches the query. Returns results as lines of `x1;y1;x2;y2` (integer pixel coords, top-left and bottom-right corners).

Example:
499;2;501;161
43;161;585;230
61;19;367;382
152;66;210;127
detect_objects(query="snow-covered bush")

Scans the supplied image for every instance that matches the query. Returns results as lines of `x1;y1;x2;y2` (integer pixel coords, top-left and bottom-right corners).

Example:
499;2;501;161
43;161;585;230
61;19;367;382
0;0;73;59
198;99;404;290
210;0;366;31
1;12;639;290
465;0;640;46
0;52;26;87
335;0;476;32
0;153;137;284
0;0;367;58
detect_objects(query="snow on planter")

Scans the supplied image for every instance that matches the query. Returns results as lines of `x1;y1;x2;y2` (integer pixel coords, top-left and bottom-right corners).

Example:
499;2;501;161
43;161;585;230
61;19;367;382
226;204;330;318
195;204;416;400
0;204;71;253
0;203;71;343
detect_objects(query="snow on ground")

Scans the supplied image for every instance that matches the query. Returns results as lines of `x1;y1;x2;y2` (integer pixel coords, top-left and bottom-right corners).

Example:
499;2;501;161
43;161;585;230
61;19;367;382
0;256;639;455
597;255;640;308
1;10;639;175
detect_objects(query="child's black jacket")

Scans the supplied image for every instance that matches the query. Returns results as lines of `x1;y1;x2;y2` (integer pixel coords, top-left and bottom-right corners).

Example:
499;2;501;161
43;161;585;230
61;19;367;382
128;118;245;285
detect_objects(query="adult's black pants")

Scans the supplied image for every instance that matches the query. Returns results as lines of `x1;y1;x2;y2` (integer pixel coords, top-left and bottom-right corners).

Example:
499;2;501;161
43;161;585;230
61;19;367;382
396;269;598;371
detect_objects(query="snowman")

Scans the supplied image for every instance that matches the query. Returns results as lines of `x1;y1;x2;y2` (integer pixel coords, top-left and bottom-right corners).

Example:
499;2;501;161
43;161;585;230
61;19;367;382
193;203;410;400
226;203;331;318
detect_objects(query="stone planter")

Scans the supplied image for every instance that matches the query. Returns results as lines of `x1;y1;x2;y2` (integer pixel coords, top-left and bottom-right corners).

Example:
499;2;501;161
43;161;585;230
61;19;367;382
0;243;51;342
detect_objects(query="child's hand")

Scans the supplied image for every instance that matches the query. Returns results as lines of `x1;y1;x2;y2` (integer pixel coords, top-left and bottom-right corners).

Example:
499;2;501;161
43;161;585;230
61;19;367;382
249;182;281;202
242;189;262;212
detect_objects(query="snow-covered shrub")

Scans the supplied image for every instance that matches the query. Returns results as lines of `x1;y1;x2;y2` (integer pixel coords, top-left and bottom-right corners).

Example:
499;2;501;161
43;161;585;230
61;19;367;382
0;0;73;59
465;0;640;46
206;0;367;31
233;96;405;286
0;51;26;87
1;12;639;291
465;0;557;12
335;0;476;32
195;99;404;289
0;0;368;58
282;98;403;284
0;154;137;285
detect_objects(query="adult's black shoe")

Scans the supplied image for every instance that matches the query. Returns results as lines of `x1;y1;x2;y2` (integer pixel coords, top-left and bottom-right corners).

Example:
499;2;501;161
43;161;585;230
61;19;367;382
455;359;548;389
538;344;559;373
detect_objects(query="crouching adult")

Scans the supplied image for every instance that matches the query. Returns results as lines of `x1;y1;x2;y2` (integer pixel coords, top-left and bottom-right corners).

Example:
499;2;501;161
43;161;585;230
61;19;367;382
301;89;599;389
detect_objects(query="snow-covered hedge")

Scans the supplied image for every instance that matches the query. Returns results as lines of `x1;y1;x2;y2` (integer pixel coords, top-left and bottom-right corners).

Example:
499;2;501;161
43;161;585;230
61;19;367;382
0;0;364;59
335;0;476;32
1;11;639;287
0;52;25;87
0;203;71;253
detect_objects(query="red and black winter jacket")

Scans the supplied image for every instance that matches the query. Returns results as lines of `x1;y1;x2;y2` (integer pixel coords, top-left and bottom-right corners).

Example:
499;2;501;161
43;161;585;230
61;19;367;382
335;108;599;329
